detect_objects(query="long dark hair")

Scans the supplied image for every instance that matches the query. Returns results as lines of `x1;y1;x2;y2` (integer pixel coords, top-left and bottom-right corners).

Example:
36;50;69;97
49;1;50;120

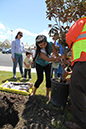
33;35;50;61
15;31;23;39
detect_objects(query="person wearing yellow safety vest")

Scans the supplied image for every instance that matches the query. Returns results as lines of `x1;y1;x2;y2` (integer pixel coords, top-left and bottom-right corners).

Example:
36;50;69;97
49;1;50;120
64;17;86;129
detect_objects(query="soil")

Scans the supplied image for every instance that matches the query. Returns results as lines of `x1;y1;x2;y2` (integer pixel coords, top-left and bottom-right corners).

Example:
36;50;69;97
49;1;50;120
0;92;67;129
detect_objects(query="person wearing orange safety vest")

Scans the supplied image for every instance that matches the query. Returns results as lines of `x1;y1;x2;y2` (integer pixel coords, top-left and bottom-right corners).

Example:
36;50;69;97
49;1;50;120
64;17;86;129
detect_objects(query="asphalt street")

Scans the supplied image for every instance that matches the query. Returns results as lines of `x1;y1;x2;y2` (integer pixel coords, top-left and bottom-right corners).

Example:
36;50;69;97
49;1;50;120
0;52;26;67
0;52;36;73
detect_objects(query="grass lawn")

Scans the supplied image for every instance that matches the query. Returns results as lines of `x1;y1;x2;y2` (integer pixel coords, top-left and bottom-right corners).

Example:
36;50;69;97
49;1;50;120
0;70;74;128
0;71;47;96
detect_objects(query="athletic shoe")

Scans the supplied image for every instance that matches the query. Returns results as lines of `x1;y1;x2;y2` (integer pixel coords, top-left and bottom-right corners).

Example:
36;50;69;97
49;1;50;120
21;74;24;77
13;75;16;79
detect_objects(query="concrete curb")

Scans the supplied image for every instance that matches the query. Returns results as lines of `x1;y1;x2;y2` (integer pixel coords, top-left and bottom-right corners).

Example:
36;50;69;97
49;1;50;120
0;66;36;73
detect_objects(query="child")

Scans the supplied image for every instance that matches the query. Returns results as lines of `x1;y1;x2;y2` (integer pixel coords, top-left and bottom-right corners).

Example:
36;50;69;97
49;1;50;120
31;35;60;99
23;51;32;80
51;45;60;78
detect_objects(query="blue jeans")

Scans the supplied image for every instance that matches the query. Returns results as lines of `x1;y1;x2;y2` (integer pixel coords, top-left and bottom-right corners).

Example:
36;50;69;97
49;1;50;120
57;64;63;77
54;68;58;78
13;54;23;76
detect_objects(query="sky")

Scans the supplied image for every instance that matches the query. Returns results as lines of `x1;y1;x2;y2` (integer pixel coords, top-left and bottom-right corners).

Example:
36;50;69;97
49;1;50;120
0;0;55;46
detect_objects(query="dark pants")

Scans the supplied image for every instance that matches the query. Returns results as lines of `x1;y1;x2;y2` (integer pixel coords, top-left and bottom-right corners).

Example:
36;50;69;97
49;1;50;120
34;63;51;88
70;62;86;129
24;69;31;79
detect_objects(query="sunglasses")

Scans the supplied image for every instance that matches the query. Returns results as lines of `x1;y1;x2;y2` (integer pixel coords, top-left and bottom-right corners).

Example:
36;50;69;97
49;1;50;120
19;34;23;37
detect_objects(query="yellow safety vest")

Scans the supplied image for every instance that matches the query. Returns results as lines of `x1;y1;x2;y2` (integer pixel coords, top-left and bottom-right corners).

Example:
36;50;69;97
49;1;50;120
72;23;86;61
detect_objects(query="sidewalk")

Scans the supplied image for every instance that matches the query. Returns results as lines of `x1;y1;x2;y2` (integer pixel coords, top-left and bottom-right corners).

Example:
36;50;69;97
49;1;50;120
0;66;36;73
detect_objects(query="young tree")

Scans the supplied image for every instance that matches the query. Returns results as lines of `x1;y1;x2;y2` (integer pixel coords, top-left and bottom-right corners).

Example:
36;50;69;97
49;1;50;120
45;0;86;81
45;0;86;45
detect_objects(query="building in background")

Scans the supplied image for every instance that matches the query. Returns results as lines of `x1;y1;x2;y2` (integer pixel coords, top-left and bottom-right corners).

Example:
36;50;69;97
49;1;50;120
0;39;34;50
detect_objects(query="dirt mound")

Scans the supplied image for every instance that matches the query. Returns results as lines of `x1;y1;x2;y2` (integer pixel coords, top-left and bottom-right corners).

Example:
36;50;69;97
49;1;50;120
0;92;65;129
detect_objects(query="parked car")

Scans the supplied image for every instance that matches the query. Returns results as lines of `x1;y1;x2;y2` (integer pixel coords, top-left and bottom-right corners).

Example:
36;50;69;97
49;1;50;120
0;47;3;51
2;48;11;54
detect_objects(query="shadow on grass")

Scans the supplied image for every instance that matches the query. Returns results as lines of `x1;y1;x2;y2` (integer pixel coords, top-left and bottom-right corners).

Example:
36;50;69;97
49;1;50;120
22;95;67;129
2;77;29;84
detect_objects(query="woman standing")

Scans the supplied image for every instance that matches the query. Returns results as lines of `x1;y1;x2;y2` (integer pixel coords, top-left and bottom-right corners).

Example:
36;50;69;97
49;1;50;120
11;31;26;79
31;35;60;99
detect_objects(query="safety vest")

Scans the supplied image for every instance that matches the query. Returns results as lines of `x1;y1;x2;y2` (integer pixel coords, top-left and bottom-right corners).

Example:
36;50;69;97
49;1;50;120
66;17;86;48
72;23;86;61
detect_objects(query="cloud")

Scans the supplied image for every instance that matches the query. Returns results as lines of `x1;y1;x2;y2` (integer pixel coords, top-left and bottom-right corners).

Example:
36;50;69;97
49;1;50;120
13;28;37;37
11;28;49;37
0;23;52;44
0;31;3;34
39;29;49;37
0;22;6;31
0;28;12;41
0;34;7;40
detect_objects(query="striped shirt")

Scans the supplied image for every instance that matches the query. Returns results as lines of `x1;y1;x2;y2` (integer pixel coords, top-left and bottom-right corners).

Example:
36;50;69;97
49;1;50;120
11;39;26;58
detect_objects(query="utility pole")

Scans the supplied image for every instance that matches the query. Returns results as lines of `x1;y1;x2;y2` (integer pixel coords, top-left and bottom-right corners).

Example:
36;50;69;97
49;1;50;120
11;30;13;42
